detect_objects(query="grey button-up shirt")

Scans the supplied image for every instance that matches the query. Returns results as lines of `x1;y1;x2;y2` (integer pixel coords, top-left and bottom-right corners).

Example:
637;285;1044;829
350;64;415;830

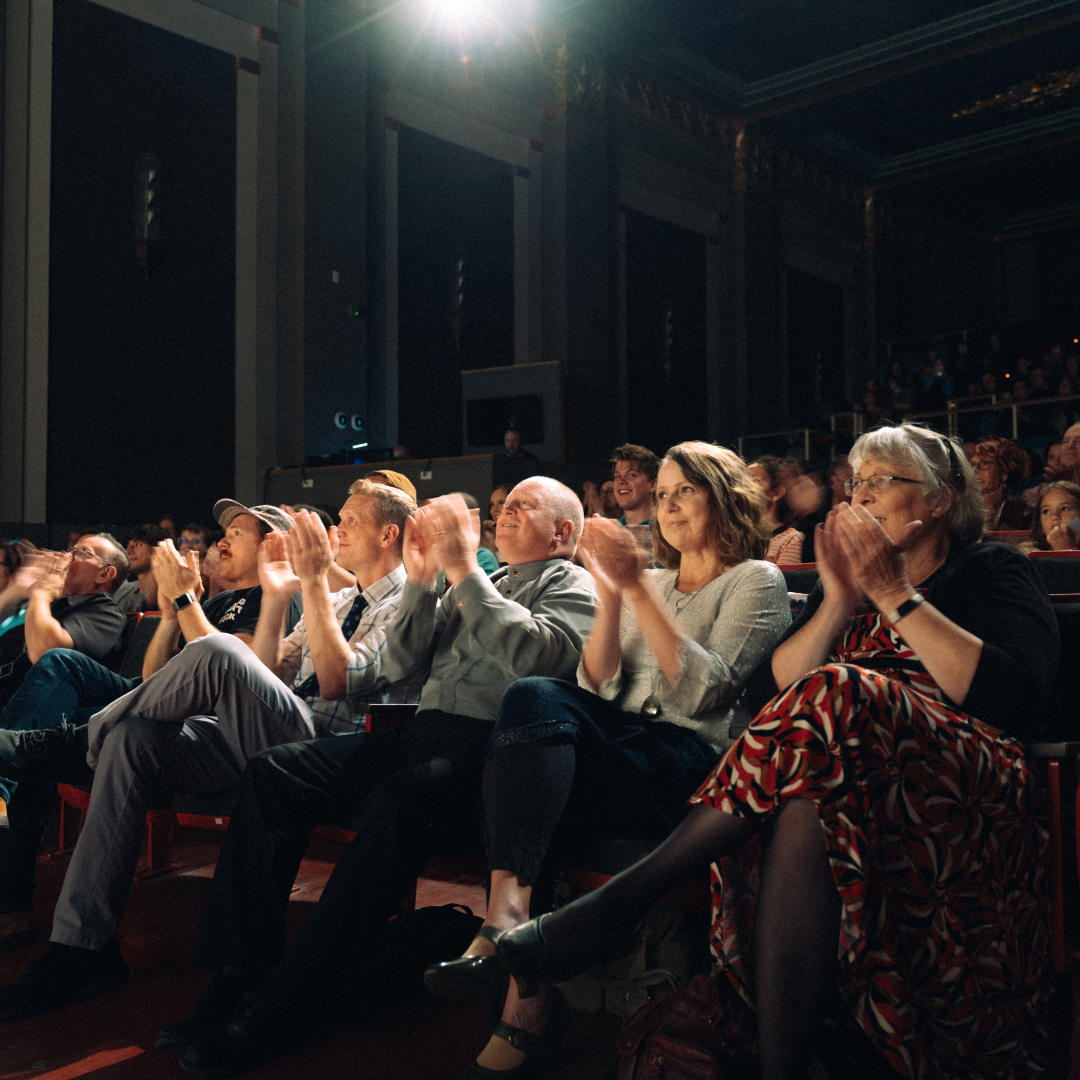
382;557;597;723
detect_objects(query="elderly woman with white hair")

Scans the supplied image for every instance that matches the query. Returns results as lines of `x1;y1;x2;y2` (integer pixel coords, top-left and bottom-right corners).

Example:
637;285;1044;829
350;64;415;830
448;424;1060;1080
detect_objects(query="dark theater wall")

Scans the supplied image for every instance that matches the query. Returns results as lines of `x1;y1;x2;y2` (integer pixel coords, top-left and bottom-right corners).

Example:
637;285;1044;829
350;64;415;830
47;0;235;527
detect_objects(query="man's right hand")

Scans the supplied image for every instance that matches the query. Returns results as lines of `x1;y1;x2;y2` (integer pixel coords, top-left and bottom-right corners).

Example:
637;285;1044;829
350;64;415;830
283;510;335;588
152;540;203;616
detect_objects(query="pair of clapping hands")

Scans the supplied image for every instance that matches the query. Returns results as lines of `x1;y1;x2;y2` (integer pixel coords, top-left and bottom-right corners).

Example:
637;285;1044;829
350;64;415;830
815;502;922;614
150;506;338;612
403;495;482;587
6;550;74;603
578;517;646;605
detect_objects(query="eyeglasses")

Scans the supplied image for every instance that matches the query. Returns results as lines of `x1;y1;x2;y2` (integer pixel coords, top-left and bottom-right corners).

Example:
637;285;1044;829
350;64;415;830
844;475;923;496
177;537;205;547
971;459;997;472
65;545;110;566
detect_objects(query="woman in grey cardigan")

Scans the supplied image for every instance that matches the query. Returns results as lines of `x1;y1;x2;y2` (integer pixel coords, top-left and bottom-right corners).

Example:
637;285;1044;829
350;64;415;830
427;441;791;1080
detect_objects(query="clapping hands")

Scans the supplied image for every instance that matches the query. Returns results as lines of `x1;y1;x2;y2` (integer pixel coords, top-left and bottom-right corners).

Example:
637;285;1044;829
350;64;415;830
151;540;203;610
579;516;645;604
403;496;480;587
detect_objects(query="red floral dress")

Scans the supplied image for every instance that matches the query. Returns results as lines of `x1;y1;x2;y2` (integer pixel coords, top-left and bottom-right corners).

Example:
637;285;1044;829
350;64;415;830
690;610;1051;1080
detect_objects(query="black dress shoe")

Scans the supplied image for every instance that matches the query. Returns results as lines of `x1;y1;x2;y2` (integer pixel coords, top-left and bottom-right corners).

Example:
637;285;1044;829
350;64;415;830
0;939;128;1020
424;924;507;1000
156;969;261;1052
0;724;92;785
179;989;305;1078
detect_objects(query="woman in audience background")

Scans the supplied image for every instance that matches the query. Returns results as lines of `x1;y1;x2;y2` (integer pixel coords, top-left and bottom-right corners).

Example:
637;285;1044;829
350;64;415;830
747;456;805;566
971;434;1033;529
482;485;510;566
1020;479;1080;552
465;424;1057;1080
427;441;791;1079
0;541;35;632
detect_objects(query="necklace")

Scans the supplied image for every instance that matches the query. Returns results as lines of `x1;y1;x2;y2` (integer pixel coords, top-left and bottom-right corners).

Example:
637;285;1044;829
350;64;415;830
673;583;705;615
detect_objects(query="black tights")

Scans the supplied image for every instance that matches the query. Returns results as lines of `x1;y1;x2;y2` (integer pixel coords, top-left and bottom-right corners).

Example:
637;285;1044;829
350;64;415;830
541;799;841;1080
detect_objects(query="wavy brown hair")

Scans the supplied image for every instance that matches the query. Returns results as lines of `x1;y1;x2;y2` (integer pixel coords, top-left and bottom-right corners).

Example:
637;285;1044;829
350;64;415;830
1027;480;1080;550
653;442;769;568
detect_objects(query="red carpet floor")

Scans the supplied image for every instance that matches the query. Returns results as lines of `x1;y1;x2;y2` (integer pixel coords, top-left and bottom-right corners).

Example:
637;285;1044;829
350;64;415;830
0;815;620;1080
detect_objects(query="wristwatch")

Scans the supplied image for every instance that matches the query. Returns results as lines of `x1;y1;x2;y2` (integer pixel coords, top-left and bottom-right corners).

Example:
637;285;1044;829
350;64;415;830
172;592;196;613
886;591;924;626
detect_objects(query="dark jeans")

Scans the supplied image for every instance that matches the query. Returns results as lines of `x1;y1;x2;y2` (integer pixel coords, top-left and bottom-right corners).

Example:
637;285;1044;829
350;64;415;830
484;677;721;884
0;649;135;911
191;709;493;1006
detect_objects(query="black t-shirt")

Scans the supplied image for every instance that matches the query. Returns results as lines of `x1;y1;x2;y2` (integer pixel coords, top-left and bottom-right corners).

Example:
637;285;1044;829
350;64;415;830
0;592;127;707
199;586;303;638
51;593;128;668
746;539;1059;742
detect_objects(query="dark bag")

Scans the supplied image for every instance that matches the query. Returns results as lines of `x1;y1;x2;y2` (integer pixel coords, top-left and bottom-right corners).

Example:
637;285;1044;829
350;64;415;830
615;972;835;1080
340;903;484;1017
614;972;757;1080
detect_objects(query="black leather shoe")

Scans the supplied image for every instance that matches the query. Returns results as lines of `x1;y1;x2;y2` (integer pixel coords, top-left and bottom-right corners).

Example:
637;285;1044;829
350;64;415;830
0;939;128;1020
179;989;304;1078
424;924;508;1000
496;915;637;998
0;724;92;785
156;969;260;1052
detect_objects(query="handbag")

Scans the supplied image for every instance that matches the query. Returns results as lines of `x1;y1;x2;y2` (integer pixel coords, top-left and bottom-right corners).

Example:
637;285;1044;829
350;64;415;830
615;972;833;1080
614;972;757;1080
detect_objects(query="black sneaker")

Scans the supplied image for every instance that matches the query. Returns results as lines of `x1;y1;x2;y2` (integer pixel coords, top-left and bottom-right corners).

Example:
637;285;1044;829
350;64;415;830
0;939;128;1020
180;989;304;1078
156;968;262;1052
0;724;92;785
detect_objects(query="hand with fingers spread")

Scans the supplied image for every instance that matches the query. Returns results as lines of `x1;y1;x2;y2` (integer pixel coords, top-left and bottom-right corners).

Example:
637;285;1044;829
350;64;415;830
832;501;921;613
284;509;335;586
259;531;301;599
151;540;203;612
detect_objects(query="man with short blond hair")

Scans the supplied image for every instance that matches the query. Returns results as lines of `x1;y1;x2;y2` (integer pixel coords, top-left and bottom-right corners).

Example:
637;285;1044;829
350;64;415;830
611;443;660;554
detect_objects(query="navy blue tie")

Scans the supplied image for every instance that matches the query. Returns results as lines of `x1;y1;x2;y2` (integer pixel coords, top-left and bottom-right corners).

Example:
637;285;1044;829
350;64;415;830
293;593;368;701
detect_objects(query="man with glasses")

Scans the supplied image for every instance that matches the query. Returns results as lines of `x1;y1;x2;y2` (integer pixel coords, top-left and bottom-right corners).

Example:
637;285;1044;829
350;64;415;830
0;506;295;955
0;535;129;949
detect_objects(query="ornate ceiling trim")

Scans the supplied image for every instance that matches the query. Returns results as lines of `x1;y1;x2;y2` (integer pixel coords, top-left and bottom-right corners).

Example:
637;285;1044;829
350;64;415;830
637;0;1080;121
872;103;1080;184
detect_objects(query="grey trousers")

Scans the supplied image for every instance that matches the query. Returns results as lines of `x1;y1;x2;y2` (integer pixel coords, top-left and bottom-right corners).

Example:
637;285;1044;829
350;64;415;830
52;635;323;950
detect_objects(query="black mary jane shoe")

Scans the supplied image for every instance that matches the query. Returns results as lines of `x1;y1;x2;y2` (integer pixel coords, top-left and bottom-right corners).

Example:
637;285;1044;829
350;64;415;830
454;988;568;1080
424;924;508;1000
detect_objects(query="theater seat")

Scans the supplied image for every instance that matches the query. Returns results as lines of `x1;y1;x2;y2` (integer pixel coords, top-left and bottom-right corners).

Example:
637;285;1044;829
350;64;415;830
1030;551;1080;594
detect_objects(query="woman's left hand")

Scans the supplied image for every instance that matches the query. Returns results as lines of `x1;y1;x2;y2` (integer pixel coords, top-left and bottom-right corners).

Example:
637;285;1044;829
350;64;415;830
832;502;921;613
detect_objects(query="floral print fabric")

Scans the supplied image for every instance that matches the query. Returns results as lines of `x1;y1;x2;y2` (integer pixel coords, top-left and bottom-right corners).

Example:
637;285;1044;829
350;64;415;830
690;610;1051;1080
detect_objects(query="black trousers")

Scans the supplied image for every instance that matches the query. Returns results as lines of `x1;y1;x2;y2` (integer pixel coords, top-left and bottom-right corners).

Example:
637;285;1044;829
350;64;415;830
190;709;493;999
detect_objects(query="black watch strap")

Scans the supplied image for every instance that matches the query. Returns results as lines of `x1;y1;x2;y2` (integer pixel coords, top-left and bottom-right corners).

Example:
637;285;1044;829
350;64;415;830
172;592;196;613
887;591;924;625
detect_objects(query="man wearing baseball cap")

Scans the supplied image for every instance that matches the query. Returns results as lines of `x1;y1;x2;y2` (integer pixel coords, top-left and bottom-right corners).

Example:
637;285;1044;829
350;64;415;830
0;501;301;955
140;501;302;680
0;481;420;1019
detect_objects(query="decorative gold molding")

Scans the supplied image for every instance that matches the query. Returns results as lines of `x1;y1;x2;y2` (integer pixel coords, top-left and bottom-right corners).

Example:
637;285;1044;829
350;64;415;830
953;67;1080;118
